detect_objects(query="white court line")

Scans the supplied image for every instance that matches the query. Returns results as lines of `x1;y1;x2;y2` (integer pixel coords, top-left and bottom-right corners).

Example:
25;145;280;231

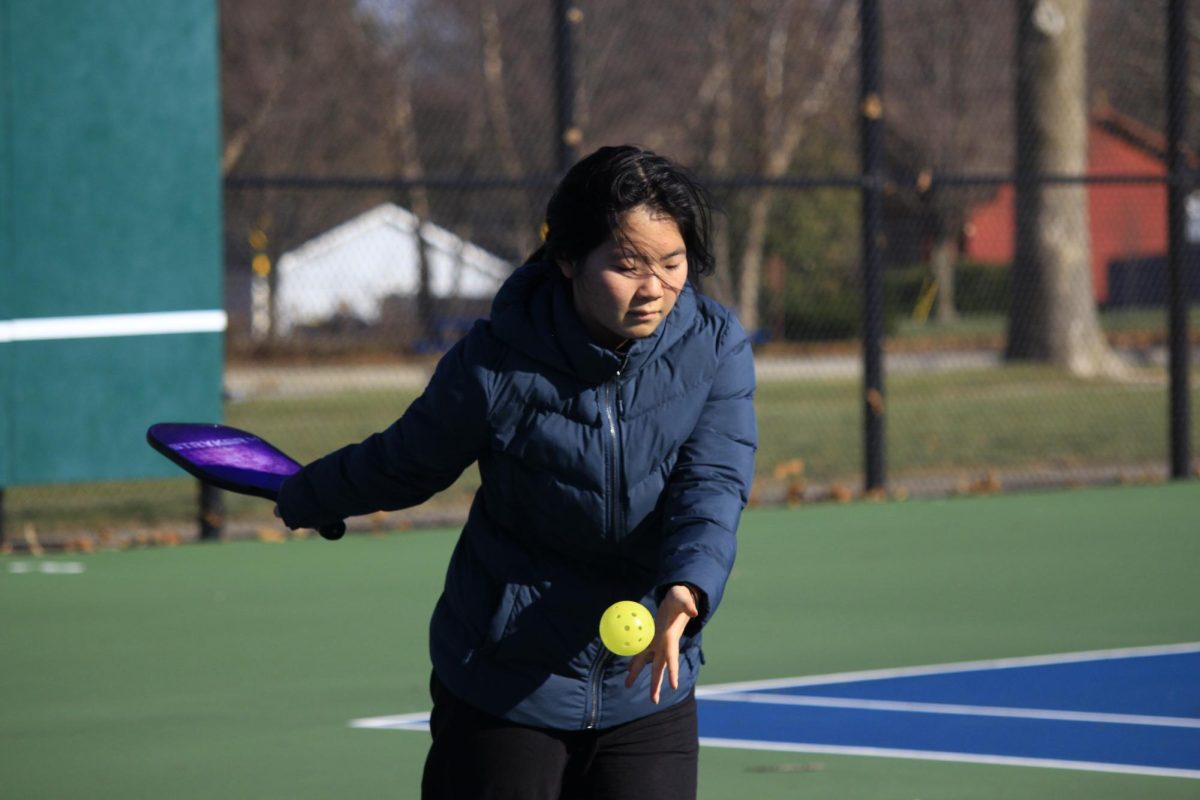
695;641;1200;697
701;692;1200;729
348;642;1200;779
0;310;226;342
350;712;430;731
352;689;1200;733
6;561;87;575
697;738;1200;781
348;713;1200;780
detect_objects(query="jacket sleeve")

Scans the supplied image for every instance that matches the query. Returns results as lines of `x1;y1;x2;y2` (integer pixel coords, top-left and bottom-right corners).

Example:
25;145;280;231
655;316;757;632
276;323;495;529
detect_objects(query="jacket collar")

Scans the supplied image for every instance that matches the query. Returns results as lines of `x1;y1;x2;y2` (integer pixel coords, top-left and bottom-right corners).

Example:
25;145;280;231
491;260;696;385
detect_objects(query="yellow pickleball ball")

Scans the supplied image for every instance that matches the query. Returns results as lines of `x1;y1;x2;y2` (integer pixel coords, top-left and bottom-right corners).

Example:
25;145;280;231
599;601;655;656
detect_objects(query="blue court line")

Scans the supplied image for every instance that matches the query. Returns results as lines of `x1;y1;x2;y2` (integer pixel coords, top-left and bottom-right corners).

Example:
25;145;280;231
696;694;1200;777
350;642;1200;779
696;643;1200;779
748;650;1200;719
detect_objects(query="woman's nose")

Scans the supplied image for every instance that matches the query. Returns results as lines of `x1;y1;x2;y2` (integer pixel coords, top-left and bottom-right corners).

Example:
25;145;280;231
637;270;664;297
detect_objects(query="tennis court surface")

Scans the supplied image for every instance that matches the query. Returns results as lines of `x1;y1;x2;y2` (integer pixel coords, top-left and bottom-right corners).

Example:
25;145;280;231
2;482;1198;799
354;643;1200;779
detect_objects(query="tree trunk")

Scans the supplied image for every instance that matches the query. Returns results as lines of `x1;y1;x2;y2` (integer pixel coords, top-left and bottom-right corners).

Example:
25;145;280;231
703;1;736;306
735;0;855;334
930;233;959;323
1008;0;1126;377
480;0;536;261
388;23;435;342
737;192;771;332
221;77;284;176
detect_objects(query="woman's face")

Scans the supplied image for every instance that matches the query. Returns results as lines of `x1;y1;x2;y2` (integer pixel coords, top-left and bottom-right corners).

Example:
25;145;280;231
558;205;688;349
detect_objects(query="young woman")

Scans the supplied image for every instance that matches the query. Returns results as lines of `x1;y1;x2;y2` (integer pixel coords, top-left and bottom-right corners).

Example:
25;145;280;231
276;145;757;799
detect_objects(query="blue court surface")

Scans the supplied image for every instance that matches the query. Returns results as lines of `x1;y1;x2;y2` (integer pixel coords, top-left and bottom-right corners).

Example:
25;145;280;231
352;642;1200;779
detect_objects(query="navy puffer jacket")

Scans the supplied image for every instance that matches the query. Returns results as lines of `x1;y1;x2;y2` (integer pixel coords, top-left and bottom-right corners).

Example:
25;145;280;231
278;260;757;730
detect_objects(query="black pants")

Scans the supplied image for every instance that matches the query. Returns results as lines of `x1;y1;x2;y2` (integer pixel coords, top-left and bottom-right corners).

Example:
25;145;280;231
421;674;699;800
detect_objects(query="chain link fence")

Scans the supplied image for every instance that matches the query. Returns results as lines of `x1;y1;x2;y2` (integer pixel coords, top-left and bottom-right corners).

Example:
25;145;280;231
6;0;1198;544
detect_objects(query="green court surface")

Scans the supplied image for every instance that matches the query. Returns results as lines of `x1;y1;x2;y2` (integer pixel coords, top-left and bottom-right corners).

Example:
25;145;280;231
2;482;1197;799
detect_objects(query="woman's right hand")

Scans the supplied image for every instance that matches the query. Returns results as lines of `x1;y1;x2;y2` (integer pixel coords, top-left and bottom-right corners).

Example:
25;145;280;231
624;585;700;704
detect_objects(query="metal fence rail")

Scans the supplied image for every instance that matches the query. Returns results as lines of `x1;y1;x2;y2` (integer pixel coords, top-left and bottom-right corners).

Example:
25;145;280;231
4;0;1196;543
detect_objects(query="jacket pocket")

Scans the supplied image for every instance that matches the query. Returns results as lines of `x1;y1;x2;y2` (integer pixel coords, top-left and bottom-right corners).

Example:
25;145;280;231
487;579;600;672
484;582;523;648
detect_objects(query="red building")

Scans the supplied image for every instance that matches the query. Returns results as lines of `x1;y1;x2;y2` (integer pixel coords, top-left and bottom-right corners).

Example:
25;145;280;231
963;105;1172;304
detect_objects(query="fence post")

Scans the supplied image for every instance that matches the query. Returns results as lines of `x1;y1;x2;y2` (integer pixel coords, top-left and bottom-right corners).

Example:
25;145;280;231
1167;0;1192;479
860;0;886;491
198;481;224;541
553;0;581;173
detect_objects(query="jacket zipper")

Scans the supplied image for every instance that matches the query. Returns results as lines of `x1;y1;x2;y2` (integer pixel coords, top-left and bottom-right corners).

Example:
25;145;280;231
604;358;628;543
604;383;620;543
584;649;613;729
586;359;627;730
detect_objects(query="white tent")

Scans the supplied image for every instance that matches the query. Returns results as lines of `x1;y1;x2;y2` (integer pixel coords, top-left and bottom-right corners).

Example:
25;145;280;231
275;204;511;334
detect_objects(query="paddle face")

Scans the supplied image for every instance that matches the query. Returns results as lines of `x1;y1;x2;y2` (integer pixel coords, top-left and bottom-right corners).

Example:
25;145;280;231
146;423;301;500
146;422;346;540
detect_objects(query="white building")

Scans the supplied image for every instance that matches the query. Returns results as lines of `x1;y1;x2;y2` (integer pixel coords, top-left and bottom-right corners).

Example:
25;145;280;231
275;204;511;335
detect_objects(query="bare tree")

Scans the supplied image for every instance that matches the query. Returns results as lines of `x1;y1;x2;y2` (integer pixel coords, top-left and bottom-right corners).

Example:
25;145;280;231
730;0;857;332
885;1;1015;324
1008;0;1127;377
672;0;859;331
220;1;399;266
480;0;538;259
697;0;738;306
366;16;438;337
1089;1;1167;135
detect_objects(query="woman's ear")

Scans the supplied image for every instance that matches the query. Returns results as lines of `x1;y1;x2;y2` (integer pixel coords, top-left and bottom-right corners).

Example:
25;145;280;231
556;258;576;279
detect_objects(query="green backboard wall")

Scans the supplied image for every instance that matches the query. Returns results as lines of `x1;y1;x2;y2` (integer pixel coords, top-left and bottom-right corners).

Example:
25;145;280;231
0;0;224;486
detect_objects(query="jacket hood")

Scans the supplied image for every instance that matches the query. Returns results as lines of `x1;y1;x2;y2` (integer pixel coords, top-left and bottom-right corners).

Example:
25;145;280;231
490;260;698;385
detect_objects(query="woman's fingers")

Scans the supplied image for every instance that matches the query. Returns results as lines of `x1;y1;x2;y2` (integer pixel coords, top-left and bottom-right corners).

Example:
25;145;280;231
650;640;680;704
625;650;649;688
624;586;703;701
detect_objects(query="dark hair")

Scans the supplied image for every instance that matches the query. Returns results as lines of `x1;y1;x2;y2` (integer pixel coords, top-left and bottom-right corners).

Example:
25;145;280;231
525;145;715;278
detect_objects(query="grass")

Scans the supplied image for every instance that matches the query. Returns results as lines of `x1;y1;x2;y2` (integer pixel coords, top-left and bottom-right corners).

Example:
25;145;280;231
891;305;1200;342
5;357;1199;535
748;364;1197;483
